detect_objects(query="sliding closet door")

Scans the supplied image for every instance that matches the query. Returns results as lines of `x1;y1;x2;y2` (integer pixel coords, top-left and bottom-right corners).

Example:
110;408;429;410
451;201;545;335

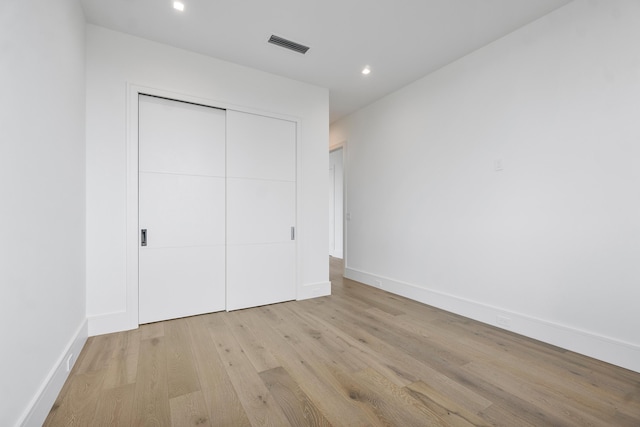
138;95;226;324
226;111;297;311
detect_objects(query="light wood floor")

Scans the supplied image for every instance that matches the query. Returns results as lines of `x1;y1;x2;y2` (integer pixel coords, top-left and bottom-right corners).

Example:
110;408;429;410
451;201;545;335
45;257;640;426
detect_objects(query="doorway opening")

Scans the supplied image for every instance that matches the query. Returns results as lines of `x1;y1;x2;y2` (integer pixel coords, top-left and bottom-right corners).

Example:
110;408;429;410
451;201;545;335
329;147;344;259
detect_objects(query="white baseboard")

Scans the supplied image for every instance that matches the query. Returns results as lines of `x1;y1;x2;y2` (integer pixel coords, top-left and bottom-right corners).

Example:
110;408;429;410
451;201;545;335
20;318;88;427
298;281;331;300
88;283;335;335
345;267;640;373
88;311;136;336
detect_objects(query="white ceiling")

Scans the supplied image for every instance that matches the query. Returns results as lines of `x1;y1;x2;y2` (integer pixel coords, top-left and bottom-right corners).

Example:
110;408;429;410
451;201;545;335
81;0;572;123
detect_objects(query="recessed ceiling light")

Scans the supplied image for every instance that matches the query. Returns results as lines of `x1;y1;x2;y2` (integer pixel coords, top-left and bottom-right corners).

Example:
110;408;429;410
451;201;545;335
362;66;371;75
173;1;184;11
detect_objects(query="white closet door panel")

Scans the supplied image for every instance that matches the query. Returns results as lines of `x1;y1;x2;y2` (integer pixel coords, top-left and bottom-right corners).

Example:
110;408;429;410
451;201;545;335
139;246;226;323
139;94;226;324
139;95;225;177
226;110;296;311
139;173;225;248
227;110;296;181
227;178;295;245
226;243;296;311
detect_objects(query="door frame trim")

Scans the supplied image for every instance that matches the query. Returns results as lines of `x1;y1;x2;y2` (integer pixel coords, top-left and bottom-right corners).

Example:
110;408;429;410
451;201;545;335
125;83;302;329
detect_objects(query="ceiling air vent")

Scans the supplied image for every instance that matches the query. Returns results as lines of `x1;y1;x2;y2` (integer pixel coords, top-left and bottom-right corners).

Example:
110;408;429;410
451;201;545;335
268;35;310;54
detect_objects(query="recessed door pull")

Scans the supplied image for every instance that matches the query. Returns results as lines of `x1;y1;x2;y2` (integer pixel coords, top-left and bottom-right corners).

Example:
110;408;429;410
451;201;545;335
141;229;147;246
291;226;295;240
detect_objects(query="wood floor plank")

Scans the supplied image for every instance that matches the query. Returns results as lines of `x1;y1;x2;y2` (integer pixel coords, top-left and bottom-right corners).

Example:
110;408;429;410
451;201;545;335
449;334;640;424
463;360;631;426
102;329;140;389
330;270;640;422
475;404;539;427
268;303;369;373
433;313;640;419
210;315;292;427
45;257;640;426
306;290;558;425
405;380;488;427
131;337;171;426
259;366;332;427
307;292;463;388
186;314;252;427
169;391;211;427
333;366;447;426
348;291;406;316
43;370;106;426
300;300;431;385
287;301;415;387
92;382;135;427
329;293;473;371
225;310;281;373
164;319;201;399
236;307;379;427
255;305;391;427
74;333;119;374
139;321;165;340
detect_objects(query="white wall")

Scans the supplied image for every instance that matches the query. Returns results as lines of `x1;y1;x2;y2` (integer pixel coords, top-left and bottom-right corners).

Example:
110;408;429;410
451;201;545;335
331;0;640;372
0;0;87;425
86;25;330;334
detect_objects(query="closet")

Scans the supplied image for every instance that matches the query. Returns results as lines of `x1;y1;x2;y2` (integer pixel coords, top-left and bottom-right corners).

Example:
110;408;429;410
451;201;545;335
137;95;296;324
